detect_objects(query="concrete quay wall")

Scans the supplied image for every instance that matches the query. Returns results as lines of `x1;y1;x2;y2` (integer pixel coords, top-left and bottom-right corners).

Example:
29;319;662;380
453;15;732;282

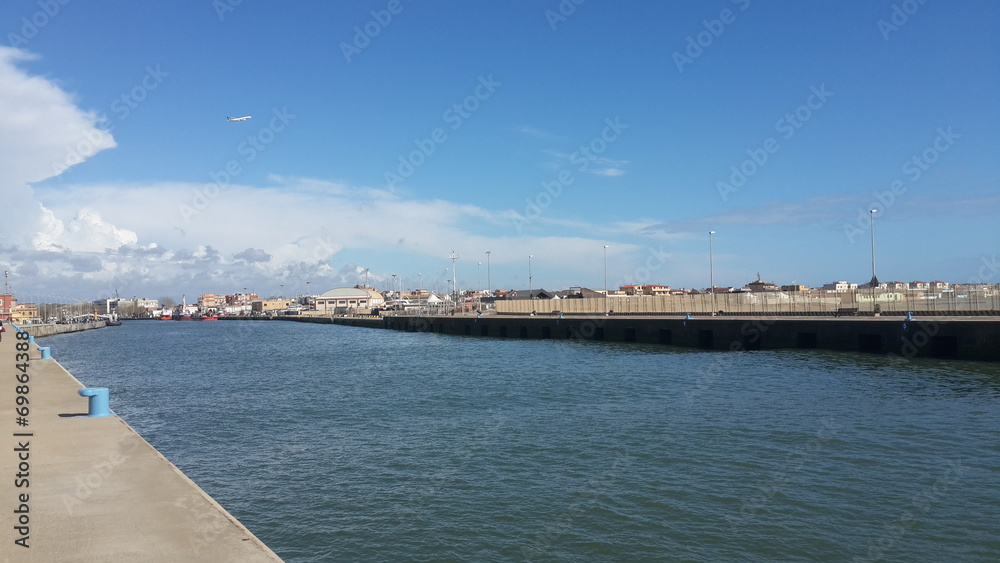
15;321;107;338
310;314;1000;362
0;325;283;561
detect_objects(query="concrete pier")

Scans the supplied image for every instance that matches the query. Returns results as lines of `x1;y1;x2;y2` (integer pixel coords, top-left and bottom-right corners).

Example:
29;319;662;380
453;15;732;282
18;321;108;339
258;313;1000;362
1;327;283;561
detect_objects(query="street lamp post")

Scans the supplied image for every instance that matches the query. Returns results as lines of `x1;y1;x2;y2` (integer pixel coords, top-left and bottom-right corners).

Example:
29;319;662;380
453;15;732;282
603;245;609;315
485;251;492;297
449;251;459;313
528;255;534;302
477;262;482;312
869;209;879;311
392;273;397;313
709;231;716;315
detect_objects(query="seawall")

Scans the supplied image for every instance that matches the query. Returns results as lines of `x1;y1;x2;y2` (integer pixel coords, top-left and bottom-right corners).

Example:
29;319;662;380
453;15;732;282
16;321;107;338
231;314;1000;362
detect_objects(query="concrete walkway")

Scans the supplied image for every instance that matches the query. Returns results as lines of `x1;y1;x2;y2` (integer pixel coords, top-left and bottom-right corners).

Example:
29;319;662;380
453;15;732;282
0;327;283;562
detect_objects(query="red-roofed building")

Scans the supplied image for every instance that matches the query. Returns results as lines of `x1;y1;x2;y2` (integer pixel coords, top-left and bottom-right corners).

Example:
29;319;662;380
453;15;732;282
0;293;14;321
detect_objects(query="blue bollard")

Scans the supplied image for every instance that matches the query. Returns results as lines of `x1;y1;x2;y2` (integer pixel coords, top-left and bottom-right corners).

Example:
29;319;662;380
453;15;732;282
78;388;115;417
38;346;52;360
28;334;35;345
905;311;915;321
685;313;693;320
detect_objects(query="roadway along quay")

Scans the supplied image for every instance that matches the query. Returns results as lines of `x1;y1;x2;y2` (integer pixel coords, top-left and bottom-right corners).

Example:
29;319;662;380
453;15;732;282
1;325;283;561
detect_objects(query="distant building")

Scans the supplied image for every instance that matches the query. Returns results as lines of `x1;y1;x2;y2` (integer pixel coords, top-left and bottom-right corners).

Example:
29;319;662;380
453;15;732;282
0;293;14;321
227;293;258;306
12;303;38;324
507;289;555;300
704;287;735;294
822;281;858;292
780;284;808;292
909;281;929;291
641;284;671;296
929;281;950;291
314;287;384;314
97;297;161;318
552;287;606;299
617;285;670;296
745;273;779;292
619;285;642;296
252;298;296;314
136;298;159;311
198;293;220;309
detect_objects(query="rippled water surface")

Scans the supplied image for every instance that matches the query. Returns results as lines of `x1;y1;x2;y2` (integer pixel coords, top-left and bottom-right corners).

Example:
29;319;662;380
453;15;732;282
46;320;1000;561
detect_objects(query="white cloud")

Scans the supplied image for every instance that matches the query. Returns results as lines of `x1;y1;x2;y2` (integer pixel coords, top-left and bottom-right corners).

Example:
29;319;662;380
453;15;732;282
0;50;660;298
0;47;116;185
0;47;119;252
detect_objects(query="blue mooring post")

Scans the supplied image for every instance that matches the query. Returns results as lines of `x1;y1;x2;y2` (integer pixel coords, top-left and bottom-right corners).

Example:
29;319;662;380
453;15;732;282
78;388;115;417
27;334;35;345
905;311;915;321
685;313;693;320
38;346;52;360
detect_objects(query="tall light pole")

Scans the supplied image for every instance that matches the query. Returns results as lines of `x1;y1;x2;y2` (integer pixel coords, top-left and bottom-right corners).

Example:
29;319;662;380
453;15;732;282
603;244;609;315
869;209;879;311
449;251;459;312
485;250;492;297
528;255;534;301
392;273;397;309
709;231;716;315
477;262;482;312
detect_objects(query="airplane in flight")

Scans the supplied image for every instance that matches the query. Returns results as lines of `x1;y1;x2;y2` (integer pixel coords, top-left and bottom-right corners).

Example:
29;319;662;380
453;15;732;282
227;115;252;122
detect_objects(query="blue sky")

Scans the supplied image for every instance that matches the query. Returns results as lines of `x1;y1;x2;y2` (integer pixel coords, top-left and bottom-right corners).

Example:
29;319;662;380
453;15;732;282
1;0;997;303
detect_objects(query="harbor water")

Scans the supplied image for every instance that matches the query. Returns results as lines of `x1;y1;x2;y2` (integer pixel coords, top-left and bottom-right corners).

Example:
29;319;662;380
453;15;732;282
46;320;1000;561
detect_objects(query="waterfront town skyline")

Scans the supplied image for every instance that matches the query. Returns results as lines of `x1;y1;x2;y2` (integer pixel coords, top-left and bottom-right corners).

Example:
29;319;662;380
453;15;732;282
1;3;996;304
3;273;996;321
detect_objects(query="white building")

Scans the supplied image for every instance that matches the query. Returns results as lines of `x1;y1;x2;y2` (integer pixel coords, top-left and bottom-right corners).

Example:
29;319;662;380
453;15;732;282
314;287;384;314
822;281;858;292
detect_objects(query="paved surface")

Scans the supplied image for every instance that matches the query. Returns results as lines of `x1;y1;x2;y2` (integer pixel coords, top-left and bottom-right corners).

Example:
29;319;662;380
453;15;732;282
0;327;284;562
